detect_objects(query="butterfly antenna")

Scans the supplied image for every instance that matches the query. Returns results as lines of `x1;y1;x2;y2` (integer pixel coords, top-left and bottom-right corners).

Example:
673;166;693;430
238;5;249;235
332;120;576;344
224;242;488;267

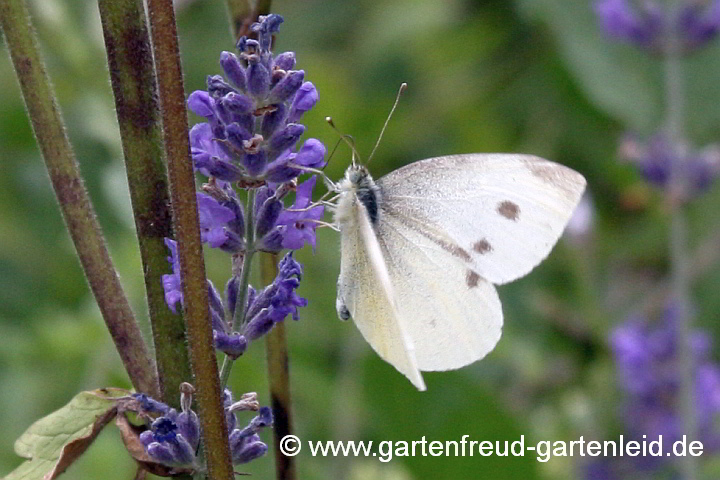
326;116;360;167
324;136;345;171
367;82;407;166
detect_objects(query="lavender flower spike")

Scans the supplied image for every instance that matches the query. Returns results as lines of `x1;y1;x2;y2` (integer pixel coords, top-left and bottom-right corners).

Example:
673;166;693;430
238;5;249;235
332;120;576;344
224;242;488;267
187;14;325;184
594;0;663;50
243;252;307;340
133;387;271;470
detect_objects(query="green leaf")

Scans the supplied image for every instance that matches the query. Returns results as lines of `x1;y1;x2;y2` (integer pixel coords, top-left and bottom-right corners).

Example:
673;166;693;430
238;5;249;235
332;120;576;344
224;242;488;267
6;388;127;480
516;0;662;134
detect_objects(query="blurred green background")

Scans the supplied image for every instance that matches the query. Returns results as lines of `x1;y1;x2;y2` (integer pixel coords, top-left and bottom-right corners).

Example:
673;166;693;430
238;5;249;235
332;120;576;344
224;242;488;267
2;0;720;479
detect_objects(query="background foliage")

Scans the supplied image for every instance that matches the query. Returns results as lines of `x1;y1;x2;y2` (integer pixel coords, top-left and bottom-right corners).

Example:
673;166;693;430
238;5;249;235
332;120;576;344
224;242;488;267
2;0;720;479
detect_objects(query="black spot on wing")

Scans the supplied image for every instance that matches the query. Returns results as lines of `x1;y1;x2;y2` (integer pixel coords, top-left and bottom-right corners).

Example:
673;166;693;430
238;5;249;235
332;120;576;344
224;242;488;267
466;270;480;288
497;200;520;221
473;239;492;254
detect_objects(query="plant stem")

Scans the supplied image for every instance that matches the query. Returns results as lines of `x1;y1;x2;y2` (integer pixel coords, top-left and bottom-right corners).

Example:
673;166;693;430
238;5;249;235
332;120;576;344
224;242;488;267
219;190;257;387
663;15;696;480
263;253;297;480
0;0;158;397
97;0;191;408
224;0;273;40
145;0;233;478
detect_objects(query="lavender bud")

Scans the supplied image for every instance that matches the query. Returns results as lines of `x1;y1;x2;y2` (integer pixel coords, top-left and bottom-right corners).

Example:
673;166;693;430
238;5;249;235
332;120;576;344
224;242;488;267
225;276;240;318
139;430;155;447
253;406;273;428
268;70;305;104
207;74;235;98
226;122;252;151
288;82;318;122
294;138;327;168
243;151;267;177
171;434;196;465
147;442;177;465
230;432;268;464
255;197;283;238
220;51;247;91
247;60;270;98
214;331;249;358
219;92;254;116
244;310;275;340
273;52;296;71
176;411;199;450
197;192;236;248
268;123;305;156
261;103;287;140
678;1;720;51
187;90;215;118
207;280;225;321
133;393;171;414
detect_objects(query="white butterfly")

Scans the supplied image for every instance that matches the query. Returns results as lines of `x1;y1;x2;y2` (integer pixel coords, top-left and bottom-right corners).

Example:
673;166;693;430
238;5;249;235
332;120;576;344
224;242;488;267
330;153;586;391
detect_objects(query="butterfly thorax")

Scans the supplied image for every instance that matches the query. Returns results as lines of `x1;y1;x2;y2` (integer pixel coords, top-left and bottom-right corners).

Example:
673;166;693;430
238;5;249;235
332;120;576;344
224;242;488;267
335;165;382;226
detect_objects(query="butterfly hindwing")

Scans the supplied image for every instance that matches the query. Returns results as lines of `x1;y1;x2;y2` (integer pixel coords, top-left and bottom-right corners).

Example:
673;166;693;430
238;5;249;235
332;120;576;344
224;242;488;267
372;213;504;371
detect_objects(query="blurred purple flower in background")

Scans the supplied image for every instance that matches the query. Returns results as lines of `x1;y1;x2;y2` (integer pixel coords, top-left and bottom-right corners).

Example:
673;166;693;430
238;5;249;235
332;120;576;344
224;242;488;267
618;133;720;199
582;305;720;479
595;0;720;53
612;306;720;451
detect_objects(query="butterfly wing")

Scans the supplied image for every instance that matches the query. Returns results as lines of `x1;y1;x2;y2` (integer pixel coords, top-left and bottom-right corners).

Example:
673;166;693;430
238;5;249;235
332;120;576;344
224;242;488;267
336;192;426;390
376;154;586;285
372;154;585;371
372;216;504;371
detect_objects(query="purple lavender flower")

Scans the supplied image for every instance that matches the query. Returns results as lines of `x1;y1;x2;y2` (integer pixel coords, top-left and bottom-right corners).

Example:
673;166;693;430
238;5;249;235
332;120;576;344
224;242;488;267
288;82;318;123
595;0;720;53
242;252;307;340
678;0;720;50
187;14;325;185
134;387;270;470
618;132;719;198
254;176;325;253
229;406;273;464
196;192;239;249
275;176;325;251
610;304;720;463
594;0;664;49
162;238;183;314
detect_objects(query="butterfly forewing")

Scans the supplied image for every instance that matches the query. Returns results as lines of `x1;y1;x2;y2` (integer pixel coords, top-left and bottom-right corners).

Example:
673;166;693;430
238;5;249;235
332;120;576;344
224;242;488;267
376;154;586;285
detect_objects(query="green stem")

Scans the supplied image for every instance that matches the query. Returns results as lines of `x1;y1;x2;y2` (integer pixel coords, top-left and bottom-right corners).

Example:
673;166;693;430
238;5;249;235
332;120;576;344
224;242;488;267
97;0;191;408
145;0;233;479
264;253;297;480
0;0;158;397
663;11;696;480
219;189;257;387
